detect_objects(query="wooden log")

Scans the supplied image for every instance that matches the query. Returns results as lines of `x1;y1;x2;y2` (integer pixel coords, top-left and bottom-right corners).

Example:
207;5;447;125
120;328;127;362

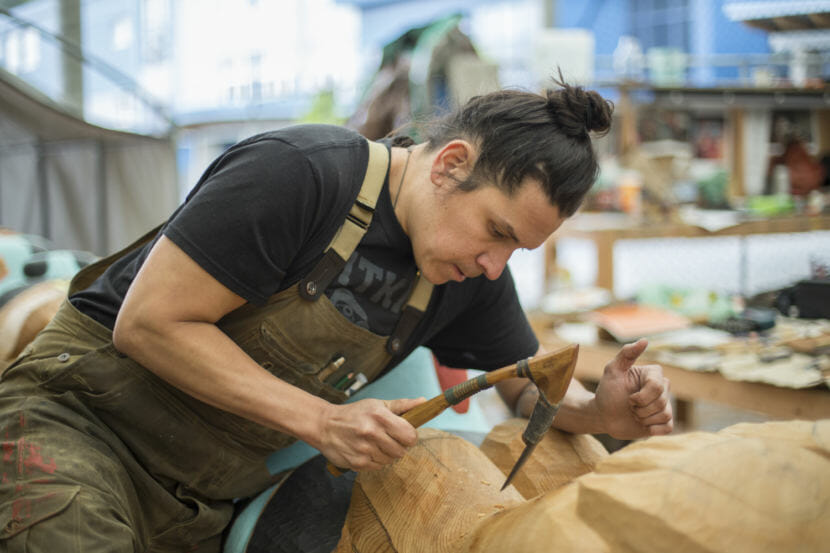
479;418;608;499
334;428;524;553
336;421;830;553
0;280;66;365
470;420;830;553
465;483;610;553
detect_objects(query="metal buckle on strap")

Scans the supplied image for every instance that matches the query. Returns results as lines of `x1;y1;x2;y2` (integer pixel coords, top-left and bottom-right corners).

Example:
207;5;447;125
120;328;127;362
346;199;375;229
354;197;375;214
345;213;369;230
298;250;347;301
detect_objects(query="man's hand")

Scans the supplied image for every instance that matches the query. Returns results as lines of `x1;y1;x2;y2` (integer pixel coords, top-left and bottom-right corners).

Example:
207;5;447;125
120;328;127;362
317;397;425;471
594;339;673;439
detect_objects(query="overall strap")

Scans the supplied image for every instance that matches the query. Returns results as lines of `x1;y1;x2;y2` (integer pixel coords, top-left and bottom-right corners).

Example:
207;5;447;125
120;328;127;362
298;139;388;301
386;272;432;355
297;139;434;355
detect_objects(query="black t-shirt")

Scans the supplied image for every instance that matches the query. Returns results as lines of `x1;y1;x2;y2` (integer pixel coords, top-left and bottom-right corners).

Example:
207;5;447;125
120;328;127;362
70;125;538;371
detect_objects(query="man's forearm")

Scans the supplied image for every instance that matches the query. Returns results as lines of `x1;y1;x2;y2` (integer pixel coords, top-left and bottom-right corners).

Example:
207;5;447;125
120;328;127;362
500;377;605;435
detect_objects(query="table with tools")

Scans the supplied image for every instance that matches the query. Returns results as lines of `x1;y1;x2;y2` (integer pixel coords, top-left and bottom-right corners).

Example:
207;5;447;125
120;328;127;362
530;318;830;427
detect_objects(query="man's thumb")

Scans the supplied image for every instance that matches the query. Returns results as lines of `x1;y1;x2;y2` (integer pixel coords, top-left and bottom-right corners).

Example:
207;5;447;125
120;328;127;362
386;397;427;415
609;339;648;372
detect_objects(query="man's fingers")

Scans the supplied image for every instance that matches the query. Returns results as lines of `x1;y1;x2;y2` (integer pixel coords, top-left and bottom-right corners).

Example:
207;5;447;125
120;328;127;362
348;456;385;472
647;421;674;436
386;397;426;415
636;408;673;427
629;366;669;405
629;381;667;408
324;398;424;471
375;434;410;461
379;398;423;448
631;395;669;420
626;365;672;429
608;339;648;374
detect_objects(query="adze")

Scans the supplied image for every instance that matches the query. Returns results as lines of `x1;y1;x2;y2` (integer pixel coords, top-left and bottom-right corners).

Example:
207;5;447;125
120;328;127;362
327;343;579;488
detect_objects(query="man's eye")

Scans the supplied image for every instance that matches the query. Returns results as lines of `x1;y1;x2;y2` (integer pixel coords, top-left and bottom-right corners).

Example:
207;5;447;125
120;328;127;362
490;225;505;239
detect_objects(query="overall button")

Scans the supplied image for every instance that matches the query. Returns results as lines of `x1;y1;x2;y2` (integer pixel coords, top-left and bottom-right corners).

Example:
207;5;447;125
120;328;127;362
57;352;70;362
388;337;401;353
305;281;317;296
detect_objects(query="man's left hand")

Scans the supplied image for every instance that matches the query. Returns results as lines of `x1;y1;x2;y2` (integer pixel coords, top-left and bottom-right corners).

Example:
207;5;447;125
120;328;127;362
594;339;673;439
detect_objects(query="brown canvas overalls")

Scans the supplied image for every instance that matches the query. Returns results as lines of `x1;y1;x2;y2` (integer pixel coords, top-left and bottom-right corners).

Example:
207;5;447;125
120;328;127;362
0;141;432;552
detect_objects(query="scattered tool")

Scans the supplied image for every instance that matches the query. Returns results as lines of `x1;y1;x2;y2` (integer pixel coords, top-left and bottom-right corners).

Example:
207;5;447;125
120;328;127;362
319;356;346;382
326;343;579;489
335;372;355;390
346;373;368;397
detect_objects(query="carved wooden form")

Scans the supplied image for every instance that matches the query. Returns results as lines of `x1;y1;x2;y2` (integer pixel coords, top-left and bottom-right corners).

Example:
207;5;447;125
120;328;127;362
479;417;607;499
336;420;830;553
334;428;524;553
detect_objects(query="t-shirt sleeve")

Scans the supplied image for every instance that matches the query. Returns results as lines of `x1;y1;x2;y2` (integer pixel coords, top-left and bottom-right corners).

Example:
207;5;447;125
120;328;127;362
163;138;326;304
425;268;539;371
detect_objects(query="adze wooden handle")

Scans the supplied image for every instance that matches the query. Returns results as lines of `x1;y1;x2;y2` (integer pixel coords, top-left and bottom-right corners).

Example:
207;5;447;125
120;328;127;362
327;344;578;476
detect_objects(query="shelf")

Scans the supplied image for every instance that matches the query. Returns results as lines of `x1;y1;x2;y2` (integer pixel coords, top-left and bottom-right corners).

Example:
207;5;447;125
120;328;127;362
546;213;830;292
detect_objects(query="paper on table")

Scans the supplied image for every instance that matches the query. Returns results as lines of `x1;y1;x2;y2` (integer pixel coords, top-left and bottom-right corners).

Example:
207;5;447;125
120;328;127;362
587;304;691;342
678;206;743;232
718;353;824;389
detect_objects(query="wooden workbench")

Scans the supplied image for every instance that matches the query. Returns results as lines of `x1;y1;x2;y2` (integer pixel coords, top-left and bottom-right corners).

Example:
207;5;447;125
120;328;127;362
535;330;830;422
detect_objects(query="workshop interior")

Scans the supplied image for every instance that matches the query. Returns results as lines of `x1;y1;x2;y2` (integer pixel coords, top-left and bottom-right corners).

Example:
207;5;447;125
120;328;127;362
0;1;828;551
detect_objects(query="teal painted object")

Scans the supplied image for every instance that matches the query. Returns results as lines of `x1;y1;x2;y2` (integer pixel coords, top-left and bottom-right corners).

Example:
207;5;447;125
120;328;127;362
0;235;35;297
0;234;94;300
223;347;493;553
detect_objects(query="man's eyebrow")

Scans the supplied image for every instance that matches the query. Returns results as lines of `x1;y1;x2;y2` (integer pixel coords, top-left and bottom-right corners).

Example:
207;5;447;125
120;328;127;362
498;219;520;244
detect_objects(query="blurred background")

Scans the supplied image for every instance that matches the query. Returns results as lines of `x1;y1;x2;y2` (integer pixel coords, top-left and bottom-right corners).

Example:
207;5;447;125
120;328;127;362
1;0;829;435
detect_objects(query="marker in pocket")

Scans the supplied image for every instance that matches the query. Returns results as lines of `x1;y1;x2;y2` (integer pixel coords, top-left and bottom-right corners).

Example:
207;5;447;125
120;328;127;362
335;372;355;390
345;373;368;397
319;356;346;383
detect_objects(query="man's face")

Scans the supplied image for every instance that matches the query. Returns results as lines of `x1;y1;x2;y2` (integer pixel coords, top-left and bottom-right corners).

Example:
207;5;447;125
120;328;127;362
410;177;564;285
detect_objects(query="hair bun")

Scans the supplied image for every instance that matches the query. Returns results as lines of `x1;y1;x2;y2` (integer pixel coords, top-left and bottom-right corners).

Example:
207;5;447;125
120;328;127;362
545;78;613;139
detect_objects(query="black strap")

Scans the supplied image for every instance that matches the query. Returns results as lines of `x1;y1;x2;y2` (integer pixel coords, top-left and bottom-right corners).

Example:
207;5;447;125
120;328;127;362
297;250;347;301
386;304;422;355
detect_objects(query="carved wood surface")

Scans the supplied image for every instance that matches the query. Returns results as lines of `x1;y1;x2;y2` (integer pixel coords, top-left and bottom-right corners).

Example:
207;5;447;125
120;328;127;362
336;420;830;553
479;418;608;499
335;428;523;553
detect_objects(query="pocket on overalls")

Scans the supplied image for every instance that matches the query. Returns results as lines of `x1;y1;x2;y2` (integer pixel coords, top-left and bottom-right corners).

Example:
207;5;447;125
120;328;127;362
239;320;348;405
38;343;129;402
1;315;98;387
0;484;80;540
39;345;273;500
189;319;350;456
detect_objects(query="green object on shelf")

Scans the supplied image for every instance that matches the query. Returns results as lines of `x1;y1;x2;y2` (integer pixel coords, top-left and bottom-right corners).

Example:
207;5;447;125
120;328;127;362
636;285;737;322
746;194;794;217
697;169;729;209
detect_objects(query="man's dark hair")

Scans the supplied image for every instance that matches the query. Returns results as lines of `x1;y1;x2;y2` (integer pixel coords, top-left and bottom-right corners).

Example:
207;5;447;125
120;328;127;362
402;77;613;217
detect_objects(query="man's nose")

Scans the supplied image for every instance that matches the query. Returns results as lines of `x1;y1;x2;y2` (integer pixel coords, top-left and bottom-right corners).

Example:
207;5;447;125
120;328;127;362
476;247;512;280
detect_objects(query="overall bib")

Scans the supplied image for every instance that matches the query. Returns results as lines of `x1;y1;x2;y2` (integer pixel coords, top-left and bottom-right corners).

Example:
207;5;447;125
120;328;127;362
0;141;432;552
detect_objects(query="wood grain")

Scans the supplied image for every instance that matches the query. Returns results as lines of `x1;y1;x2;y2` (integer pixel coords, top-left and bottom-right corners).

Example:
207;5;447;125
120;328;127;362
336;428;523;553
337;421;830;553
479;418;608;499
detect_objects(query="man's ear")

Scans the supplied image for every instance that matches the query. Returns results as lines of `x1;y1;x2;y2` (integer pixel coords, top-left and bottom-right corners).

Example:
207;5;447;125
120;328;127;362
430;140;476;188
